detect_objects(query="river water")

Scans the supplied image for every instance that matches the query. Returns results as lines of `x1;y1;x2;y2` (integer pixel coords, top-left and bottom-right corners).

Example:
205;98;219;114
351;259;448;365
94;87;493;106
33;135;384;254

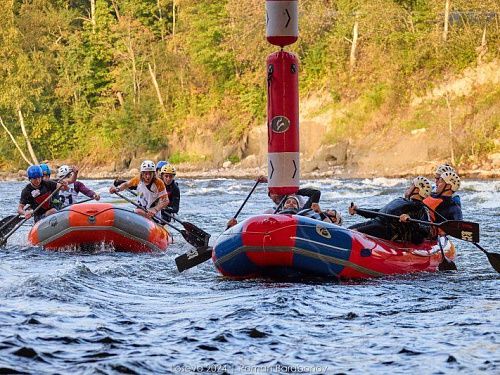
0;178;498;374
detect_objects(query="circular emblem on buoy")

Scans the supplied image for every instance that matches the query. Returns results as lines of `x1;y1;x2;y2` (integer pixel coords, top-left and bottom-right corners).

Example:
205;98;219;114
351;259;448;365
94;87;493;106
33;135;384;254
316;224;331;239
270;116;290;133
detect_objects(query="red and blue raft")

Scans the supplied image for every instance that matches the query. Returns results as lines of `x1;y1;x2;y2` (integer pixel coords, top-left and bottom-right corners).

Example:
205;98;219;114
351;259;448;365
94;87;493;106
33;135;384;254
213;214;455;280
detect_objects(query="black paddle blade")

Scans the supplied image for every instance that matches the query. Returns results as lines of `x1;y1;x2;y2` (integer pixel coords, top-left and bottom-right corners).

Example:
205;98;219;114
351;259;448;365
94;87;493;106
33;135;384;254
175;246;213;272
440;220;480;243
438;257;457;271
0;215;23;238
180;229;209;248
181;222;210;247
472;243;500;274
485;252;500;273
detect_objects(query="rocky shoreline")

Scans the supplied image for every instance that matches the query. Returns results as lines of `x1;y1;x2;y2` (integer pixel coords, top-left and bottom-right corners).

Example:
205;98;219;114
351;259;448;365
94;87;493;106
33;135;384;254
2;159;499;182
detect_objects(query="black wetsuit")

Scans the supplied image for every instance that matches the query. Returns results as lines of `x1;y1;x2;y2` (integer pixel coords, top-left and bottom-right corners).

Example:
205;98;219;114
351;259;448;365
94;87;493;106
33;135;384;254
349;198;430;244
161;180;180;222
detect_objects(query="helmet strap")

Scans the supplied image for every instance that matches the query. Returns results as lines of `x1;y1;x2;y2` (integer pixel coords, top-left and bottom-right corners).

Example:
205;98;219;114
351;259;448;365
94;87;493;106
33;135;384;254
437;185;452;197
409;187;422;200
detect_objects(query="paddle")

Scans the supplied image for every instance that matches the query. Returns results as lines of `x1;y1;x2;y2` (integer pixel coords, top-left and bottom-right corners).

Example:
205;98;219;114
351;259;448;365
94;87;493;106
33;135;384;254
0;174;71;247
175;179;261;272
472;242;500;273
0;215;25;238
73;197;95;205
114;179;136;190
113;191;210;248
420;203;457;271
120;186;210;245
353;206;499;274
233;179;260;221
226;179;261;229
354;207;480;243
437;236;457;271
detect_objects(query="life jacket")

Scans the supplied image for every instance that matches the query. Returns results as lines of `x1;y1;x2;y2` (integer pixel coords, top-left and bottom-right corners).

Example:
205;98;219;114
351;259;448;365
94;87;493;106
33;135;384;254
423;196;443;222
129;176;166;214
57;183;81;208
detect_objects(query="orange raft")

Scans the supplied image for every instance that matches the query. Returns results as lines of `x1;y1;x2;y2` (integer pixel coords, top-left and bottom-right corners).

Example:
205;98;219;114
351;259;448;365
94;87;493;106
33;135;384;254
28;203;170;252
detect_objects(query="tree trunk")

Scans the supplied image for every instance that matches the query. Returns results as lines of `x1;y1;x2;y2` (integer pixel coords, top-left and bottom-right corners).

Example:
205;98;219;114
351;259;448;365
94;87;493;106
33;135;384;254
350;18;359;73
157;0;164;41
148;62;167;117
172;0;176;51
0;116;33;166
116;91;124;106
443;0;450;42
111;0;121;21
477;26;487;63
17;109;39;165
125;22;138;104
172;0;176;37
90;0;96;33
444;93;455;165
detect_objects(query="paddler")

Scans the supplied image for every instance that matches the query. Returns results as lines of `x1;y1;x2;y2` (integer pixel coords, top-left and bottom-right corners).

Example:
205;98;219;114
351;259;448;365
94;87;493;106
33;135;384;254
424;171;462;238
109;160;169;219
18;165;67;222
433;164;461;206
39;163;52;181
54;165;100;208
158;164;180;222
348;176;432;244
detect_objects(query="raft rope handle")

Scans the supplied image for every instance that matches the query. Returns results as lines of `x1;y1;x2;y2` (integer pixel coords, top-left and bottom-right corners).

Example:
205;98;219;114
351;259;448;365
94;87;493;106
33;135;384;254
223;222;440;255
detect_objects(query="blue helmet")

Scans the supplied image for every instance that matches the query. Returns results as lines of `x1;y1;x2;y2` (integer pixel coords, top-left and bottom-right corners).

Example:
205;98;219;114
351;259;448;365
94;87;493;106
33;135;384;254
27;165;43;179
156;160;169;171
39;163;51;176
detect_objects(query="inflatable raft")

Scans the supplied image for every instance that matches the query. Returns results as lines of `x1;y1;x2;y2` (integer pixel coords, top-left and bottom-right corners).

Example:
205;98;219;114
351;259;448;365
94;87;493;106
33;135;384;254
213;214;455;280
28;203;170;252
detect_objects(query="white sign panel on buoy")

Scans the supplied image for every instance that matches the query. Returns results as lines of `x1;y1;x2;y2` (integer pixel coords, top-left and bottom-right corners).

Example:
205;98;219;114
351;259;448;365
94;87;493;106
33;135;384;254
266;0;299;47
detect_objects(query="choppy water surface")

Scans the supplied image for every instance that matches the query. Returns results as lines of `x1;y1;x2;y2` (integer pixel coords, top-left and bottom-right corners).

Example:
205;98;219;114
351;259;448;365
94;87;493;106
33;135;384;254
0;178;498;374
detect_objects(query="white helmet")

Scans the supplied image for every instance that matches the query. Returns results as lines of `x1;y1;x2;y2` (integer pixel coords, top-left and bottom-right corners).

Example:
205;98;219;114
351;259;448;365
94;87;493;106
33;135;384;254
440;171;461;192
412;176;432;199
57;165;72;179
140;160;156;172
435;164;456;176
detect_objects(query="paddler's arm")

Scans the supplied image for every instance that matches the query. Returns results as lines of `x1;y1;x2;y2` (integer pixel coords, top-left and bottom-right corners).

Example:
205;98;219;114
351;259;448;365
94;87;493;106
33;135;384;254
349;203;380;218
66;165;78;184
297;188;321;209
154;194;170;212
146;194;169;219
109;179;132;193
17;203;33;219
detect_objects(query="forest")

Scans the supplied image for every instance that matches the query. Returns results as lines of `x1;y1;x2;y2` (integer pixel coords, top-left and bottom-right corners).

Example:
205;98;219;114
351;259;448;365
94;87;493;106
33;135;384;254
0;0;498;172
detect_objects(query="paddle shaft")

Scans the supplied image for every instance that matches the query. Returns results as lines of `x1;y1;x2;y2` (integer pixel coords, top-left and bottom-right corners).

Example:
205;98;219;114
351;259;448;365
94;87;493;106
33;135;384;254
355;205;481;243
233;180;260;220
113;191;183;235
176;180;261;272
355;208;438;227
122;187;185;227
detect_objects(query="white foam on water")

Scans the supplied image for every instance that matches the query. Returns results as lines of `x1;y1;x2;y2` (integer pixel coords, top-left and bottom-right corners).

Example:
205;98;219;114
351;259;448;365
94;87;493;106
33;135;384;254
320;190;381;200
461;180;500;192
361;177;408;187
465;191;500;209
